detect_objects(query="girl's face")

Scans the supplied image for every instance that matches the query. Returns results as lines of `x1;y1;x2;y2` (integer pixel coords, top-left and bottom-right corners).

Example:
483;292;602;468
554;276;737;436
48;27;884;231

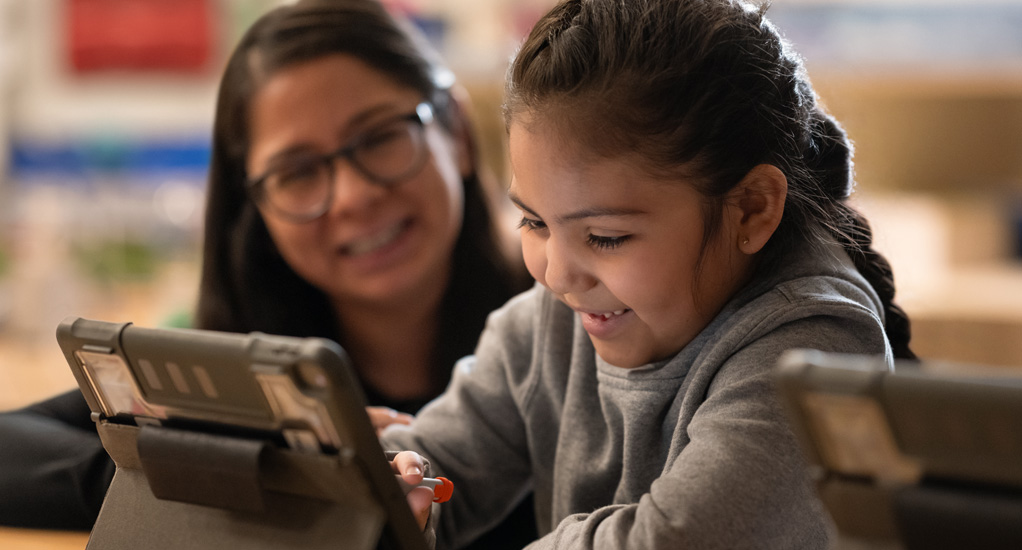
508;120;752;368
246;54;466;310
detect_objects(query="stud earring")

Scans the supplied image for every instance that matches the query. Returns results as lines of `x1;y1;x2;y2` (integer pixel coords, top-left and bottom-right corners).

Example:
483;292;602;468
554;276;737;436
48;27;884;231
742;238;749;245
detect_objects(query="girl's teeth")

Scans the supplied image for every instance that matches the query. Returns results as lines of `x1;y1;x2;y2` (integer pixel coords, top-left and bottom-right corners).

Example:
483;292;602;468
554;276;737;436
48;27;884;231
596;310;627;320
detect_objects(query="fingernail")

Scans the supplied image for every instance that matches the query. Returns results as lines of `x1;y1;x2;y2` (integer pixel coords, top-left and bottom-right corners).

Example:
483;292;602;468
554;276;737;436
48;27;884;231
408;466;422;476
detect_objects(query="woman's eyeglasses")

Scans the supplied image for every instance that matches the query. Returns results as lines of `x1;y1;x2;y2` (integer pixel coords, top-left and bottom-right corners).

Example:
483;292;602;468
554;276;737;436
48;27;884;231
247;102;434;223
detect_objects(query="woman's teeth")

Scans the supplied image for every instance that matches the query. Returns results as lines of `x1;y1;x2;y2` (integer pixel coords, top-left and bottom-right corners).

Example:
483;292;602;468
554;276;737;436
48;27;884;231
343;222;405;256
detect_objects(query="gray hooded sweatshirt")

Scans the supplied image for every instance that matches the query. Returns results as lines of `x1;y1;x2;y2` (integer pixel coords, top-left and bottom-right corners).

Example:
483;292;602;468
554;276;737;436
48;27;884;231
381;243;893;550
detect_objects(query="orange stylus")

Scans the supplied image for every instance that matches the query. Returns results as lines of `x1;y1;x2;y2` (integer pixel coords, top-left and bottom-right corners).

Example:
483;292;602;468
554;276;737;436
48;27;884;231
394;475;454;503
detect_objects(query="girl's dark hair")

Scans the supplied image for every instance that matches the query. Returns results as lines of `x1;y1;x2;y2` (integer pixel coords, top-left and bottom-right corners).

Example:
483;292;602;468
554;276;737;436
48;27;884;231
505;0;914;359
197;0;529;405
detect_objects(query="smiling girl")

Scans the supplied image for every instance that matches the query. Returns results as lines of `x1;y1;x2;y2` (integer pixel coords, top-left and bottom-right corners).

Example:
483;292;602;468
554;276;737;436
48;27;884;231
383;0;914;548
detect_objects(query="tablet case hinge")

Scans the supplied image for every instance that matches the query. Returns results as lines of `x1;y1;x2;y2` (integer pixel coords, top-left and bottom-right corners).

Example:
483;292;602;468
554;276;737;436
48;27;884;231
136;424;268;513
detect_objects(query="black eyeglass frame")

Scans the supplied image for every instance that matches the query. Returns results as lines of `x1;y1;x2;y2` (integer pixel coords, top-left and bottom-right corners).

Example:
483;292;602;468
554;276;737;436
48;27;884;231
246;102;435;223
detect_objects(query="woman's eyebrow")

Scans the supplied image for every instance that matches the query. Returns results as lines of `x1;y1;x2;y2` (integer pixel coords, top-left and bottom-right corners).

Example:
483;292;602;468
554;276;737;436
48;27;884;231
344;103;408;133
260;103;411;168
255;145;320;177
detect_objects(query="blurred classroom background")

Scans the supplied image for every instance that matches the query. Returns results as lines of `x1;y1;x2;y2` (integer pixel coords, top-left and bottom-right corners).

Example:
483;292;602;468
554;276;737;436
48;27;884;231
0;0;1021;411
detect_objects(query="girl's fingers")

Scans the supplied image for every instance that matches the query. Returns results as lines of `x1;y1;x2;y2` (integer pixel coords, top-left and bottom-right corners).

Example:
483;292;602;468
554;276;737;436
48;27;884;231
367;406;414;435
406;486;434;531
390;450;426;481
388;451;432;530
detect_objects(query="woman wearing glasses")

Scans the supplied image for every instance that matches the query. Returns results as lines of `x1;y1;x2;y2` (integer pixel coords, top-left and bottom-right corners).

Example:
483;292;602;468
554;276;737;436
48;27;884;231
199;0;526;416
0;0;533;543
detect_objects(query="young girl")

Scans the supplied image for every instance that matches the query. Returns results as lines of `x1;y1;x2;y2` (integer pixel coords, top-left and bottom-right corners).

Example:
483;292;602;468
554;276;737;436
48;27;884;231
385;0;914;547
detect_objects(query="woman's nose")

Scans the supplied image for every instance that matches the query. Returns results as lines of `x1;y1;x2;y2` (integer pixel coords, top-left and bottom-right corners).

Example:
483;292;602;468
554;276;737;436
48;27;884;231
326;159;388;216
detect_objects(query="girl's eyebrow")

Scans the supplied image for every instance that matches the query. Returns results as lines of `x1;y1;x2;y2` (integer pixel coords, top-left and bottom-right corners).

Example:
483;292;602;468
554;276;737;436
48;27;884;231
508;192;539;218
508;192;645;223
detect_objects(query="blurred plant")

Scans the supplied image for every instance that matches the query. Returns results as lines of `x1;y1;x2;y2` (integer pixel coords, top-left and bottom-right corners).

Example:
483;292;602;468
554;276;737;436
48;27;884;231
71;239;160;284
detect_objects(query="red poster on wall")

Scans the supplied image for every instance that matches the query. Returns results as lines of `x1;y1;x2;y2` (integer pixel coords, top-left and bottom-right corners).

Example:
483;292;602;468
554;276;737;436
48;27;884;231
67;0;214;73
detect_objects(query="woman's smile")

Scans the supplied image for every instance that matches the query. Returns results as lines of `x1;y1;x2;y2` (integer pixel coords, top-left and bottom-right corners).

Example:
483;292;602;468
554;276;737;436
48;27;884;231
340;219;412;257
335;216;421;277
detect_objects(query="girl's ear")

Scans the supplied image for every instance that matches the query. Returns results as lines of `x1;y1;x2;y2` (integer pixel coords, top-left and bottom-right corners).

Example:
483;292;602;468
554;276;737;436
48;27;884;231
446;85;478;179
728;164;787;254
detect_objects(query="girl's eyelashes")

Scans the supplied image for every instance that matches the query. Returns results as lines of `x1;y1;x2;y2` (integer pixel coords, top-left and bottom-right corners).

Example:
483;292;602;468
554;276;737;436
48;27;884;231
587;234;630;250
517;215;630;250
516;217;546;231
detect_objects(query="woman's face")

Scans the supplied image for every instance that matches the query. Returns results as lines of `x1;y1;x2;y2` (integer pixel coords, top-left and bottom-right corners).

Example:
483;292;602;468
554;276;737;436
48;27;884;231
246;54;466;310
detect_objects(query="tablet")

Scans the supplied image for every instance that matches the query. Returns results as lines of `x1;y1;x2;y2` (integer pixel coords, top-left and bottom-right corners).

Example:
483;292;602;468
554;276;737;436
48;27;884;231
57;316;431;550
774;349;1022;550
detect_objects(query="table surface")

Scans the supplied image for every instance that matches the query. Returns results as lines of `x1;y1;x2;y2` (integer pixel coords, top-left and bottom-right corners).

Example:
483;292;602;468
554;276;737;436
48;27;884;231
0;527;89;550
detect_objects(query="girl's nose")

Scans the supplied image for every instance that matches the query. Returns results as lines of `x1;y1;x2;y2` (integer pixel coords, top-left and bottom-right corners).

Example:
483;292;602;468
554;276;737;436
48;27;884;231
542;238;593;295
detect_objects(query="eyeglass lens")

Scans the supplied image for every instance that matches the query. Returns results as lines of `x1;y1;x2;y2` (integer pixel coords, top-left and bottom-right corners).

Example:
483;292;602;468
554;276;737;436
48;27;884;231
261;114;427;220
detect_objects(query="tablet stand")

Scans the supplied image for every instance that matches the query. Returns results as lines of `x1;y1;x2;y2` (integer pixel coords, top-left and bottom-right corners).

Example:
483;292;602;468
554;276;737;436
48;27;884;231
89;419;416;550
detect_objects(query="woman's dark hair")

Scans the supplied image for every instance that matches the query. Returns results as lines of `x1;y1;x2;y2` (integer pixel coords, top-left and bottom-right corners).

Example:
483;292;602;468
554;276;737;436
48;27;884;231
504;0;914;359
197;0;529;406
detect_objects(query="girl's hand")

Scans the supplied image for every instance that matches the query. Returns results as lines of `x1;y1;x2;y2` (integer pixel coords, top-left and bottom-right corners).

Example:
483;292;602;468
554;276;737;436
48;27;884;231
367;406;414;436
390;450;434;531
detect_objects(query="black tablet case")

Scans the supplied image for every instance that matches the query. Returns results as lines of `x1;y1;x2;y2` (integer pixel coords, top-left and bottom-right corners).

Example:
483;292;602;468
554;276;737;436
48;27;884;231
57;317;429;550
775;349;1022;550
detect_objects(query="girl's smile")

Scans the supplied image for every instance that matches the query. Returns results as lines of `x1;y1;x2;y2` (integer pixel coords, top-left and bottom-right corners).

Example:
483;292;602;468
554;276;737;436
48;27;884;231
578;308;633;340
